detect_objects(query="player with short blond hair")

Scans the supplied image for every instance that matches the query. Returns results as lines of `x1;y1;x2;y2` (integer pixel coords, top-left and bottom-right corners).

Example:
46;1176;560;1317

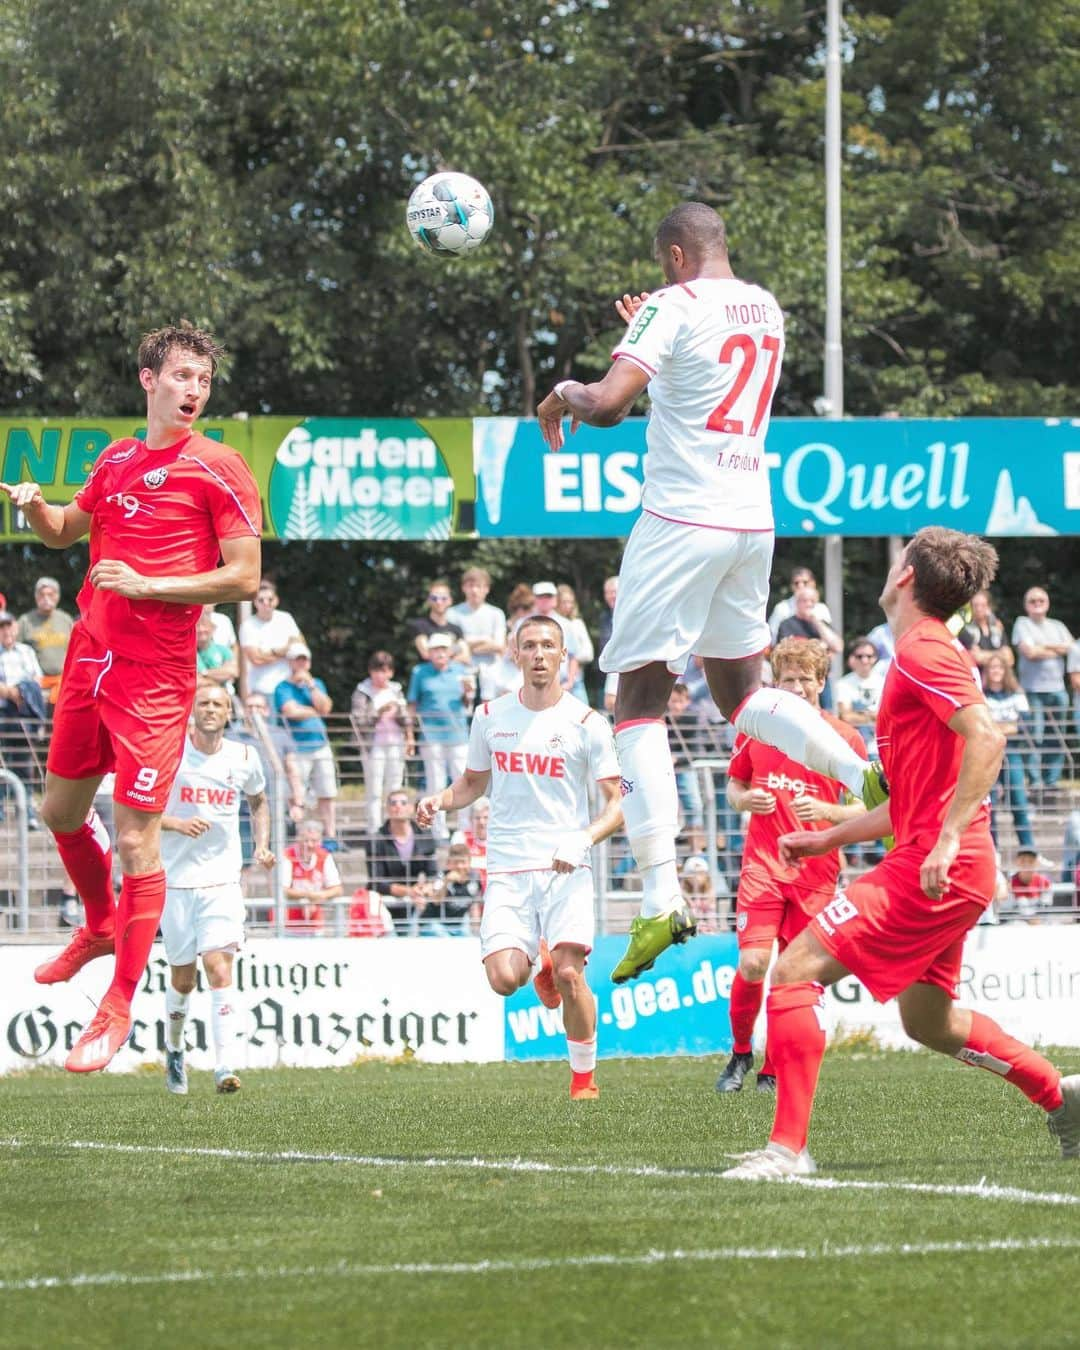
417;614;623;1099
716;638;866;1095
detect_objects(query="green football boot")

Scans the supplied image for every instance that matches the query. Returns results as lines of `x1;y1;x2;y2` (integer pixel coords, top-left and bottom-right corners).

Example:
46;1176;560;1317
611;905;697;984
860;760;894;851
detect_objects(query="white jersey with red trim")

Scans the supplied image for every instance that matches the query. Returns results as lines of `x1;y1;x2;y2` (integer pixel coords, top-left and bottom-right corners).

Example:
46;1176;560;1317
467;691;619;873
160;736;265;887
612;277;785;530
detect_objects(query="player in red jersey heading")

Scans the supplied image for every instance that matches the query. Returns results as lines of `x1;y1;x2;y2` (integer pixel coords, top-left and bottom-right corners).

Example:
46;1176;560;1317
716;638;867;1095
0;323;262;1074
722;528;1080;1179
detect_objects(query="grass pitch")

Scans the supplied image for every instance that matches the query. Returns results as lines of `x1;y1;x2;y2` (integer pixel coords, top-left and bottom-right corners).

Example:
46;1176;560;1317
2;1048;1078;1350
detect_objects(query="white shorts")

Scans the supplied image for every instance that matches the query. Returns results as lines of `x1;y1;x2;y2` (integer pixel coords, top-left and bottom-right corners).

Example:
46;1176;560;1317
161;884;246;966
480;868;595;962
600;511;773;674
296;743;338;799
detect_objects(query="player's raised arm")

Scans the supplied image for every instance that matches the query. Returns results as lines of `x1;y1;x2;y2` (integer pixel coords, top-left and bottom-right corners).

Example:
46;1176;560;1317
536;356;650;450
0;482;91;549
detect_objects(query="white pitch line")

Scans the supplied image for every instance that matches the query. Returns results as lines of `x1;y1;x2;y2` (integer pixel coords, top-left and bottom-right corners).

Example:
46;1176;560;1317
4;1137;1079;1207
4;1236;1080;1294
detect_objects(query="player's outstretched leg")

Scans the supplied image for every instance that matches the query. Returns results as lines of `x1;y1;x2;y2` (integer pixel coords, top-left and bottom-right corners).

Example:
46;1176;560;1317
611;719;695;983
733;685;887;807
35;810;117;985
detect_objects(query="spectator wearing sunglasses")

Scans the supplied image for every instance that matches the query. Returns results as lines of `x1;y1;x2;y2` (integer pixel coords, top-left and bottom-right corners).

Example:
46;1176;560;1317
407;578;470;664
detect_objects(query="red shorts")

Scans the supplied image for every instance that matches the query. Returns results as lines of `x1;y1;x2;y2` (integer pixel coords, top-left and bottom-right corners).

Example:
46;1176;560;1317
735;860;835;951
47;623;196;813
812;835;994;1002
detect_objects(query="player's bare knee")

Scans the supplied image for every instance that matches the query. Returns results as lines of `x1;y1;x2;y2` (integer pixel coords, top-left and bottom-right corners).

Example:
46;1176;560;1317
553;960;587;1000
171;971;197;995
739;948;770;983
486;969;520;998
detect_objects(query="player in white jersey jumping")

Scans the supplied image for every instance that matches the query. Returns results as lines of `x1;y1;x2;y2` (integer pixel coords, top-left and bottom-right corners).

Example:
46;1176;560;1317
417;614;623;1099
159;682;274;1094
538;202;883;984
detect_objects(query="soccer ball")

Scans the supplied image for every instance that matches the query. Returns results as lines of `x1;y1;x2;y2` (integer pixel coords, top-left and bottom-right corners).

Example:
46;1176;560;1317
406;172;494;257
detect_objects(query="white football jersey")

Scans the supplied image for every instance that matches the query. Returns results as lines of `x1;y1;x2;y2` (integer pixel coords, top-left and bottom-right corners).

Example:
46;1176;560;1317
612;277;785;530
467;692;620;873
160;736;266;888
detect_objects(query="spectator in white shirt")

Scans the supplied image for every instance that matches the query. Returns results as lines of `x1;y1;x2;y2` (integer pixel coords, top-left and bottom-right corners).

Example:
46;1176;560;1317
447;566;506;701
239;579;302;699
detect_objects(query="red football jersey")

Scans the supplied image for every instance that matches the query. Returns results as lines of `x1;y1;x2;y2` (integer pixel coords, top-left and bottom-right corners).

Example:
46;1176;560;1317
74;432;262;668
875;616;989;849
728;709;867;891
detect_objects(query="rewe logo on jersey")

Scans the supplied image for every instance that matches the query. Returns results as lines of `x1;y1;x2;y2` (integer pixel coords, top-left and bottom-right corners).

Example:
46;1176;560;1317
179;786;238;806
764;771;814;796
492;750;566;779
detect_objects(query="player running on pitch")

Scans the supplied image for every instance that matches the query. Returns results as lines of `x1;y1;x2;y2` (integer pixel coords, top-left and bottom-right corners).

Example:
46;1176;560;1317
537;203;881;987
722;528;1080;1178
417;613;623;1100
1;324;262;1073
716;638;867;1095
160;682;274;1096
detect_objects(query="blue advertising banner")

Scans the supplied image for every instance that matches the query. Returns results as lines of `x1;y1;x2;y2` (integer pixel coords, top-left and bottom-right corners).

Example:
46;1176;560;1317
474;416;1080;539
503;934;739;1062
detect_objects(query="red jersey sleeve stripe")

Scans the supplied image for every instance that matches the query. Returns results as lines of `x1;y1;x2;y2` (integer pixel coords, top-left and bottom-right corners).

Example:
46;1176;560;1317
181;453;261;537
611;351;657;376
890;656;967;709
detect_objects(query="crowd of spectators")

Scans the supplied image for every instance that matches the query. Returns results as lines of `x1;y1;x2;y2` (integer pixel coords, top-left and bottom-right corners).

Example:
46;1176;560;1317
3;562;1080;936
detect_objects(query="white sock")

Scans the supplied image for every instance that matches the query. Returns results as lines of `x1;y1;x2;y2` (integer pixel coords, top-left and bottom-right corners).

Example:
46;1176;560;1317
568;1036;597;1074
211;987;243;1071
734;687;868;797
165;987;189;1051
616;720;681;918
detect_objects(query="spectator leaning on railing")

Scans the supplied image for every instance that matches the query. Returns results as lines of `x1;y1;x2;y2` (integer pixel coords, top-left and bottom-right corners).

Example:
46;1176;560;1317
367;790;439;935
351;650;413;837
280;819;343;934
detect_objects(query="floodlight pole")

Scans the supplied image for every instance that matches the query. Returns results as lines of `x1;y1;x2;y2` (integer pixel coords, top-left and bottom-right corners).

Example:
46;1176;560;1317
823;0;844;658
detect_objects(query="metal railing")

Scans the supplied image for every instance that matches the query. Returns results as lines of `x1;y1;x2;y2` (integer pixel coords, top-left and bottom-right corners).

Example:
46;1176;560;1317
3;702;1078;937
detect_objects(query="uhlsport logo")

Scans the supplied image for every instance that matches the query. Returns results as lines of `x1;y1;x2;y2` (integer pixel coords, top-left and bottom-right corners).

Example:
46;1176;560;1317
268;418;455;541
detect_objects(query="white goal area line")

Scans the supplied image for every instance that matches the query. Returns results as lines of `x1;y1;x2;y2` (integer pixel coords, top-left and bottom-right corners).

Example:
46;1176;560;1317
4;1236;1080;1294
4;1137;1079;1208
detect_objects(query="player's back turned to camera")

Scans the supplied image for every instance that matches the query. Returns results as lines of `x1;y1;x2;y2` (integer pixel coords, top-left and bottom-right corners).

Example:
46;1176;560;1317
416;614;623;1100
1;323;263;1075
537;203;881;986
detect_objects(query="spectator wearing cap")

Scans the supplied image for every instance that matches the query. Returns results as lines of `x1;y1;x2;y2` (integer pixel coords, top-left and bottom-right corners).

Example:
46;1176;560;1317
408;577;469;664
407;632;473;839
0;610;47;818
532;581;579;694
17;575;74;707
240;579;303;698
273;639;339;842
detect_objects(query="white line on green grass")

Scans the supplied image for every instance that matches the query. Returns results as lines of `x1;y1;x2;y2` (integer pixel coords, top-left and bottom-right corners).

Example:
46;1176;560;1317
4;1236;1080;1294
4;1138;1079;1207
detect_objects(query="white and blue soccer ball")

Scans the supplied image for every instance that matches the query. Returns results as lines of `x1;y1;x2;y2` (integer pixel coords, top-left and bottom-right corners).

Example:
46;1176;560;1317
406;172;494;257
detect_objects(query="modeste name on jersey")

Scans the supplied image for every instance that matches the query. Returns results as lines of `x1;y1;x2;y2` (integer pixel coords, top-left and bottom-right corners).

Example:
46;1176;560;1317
160;737;265;888
612;277;785;532
467;692;619;873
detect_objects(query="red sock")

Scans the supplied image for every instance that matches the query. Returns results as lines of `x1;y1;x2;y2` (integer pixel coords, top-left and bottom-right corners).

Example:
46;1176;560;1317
729;970;765;1055
54;811;115;936
767;982;827;1154
958;1011;1063;1112
106;871;166;1007
571;1070;595;1091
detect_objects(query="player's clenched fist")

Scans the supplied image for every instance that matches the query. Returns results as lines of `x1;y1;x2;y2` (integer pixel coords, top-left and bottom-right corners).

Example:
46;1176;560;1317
414;795;440;828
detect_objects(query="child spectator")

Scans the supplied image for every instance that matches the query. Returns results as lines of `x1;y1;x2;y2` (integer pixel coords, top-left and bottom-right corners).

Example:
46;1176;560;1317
1007;848;1053;925
419;841;482;936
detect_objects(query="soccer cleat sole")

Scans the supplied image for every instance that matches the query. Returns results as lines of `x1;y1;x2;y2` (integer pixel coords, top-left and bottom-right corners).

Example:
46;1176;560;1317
216;1074;242;1094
